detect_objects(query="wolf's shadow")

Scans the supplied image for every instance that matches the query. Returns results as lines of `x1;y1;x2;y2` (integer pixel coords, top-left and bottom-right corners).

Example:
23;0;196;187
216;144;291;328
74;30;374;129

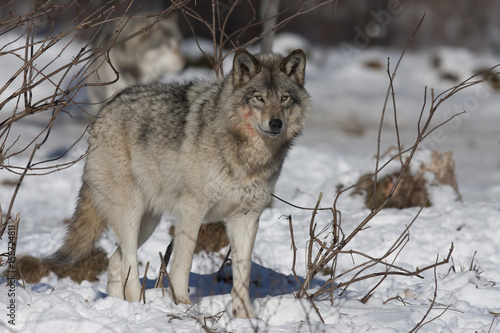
142;261;323;301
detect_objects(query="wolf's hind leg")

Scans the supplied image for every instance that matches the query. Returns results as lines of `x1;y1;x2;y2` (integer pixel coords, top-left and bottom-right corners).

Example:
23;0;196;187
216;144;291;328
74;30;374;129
106;211;161;301
138;211;162;248
104;205;144;302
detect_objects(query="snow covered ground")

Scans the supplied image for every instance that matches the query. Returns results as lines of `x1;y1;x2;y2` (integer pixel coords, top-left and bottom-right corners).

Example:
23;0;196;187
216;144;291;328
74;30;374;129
1;33;500;332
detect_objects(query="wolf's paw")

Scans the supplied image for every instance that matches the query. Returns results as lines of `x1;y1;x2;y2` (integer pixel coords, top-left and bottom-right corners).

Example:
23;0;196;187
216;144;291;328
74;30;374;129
173;294;192;305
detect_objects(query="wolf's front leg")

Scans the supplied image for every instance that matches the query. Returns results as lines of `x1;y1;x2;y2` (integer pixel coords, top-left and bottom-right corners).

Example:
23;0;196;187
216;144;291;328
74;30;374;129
226;213;259;319
169;207;205;305
107;248;124;298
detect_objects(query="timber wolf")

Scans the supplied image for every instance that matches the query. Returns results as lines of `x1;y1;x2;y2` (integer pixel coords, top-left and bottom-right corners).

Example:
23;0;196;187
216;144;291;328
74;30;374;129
50;49;310;318
87;14;185;111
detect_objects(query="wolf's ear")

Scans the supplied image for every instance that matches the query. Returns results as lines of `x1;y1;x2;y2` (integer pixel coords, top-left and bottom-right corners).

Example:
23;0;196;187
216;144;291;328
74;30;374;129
280;49;306;86
232;49;261;87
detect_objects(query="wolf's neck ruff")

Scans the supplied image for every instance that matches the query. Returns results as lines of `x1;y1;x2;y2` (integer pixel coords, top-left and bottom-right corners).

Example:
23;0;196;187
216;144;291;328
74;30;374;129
49;49;311;319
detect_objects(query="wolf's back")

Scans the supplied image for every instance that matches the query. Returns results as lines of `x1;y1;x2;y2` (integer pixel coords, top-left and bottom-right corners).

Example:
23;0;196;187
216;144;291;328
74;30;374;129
47;180;107;265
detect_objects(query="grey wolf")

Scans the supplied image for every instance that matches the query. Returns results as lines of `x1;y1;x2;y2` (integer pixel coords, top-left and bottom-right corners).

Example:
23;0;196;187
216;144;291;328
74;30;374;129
50;49;310;318
87;14;185;111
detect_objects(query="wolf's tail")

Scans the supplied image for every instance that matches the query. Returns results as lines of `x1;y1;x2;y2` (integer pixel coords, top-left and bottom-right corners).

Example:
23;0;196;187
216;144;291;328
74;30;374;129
46;181;107;266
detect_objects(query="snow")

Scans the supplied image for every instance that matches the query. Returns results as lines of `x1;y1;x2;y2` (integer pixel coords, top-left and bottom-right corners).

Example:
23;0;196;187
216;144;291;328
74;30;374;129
1;31;500;332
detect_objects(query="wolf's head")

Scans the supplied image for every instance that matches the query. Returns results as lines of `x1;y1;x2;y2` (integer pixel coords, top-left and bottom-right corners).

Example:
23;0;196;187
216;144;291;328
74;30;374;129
229;49;310;142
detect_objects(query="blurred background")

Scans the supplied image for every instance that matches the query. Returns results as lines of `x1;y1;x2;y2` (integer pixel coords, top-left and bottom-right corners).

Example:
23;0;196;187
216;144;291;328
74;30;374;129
3;0;500;53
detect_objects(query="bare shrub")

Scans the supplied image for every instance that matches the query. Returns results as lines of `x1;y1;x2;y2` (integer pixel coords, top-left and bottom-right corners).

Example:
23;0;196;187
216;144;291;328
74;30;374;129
0;1;185;240
353;149;461;209
353;169;430;209
282;15;499;325
179;0;337;77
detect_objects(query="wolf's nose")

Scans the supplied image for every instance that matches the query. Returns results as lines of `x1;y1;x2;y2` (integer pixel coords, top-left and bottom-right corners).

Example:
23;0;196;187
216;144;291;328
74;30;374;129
269;118;283;134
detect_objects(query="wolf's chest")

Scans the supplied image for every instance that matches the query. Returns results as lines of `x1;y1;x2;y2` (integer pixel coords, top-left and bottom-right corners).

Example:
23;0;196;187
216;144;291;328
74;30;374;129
201;173;269;222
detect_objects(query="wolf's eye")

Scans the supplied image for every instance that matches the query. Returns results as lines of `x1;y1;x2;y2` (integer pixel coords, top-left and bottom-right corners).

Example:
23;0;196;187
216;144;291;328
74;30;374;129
254;95;264;102
281;95;290;102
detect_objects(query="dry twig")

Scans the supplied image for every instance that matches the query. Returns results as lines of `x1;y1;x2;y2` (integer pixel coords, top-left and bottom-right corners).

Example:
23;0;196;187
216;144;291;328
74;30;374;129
180;0;336;77
139;261;150;304
0;1;182;240
409;256;451;332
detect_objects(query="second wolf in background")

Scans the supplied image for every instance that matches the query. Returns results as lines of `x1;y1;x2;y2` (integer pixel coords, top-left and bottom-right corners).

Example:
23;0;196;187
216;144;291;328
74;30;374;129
86;14;185;111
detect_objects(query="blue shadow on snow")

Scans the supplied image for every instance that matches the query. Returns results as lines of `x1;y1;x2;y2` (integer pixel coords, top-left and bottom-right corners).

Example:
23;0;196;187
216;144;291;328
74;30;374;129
141;261;325;301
